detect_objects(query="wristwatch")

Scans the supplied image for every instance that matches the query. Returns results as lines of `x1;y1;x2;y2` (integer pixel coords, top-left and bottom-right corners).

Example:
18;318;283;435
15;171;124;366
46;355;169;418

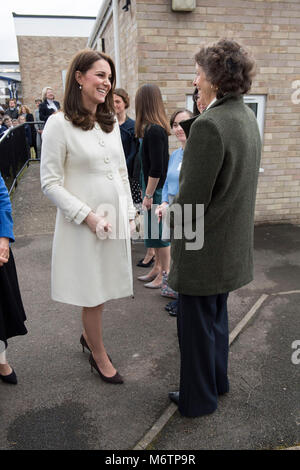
145;193;153;199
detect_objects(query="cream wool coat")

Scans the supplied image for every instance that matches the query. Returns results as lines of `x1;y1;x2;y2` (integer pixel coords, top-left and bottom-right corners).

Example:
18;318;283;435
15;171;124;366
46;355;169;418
40;111;136;307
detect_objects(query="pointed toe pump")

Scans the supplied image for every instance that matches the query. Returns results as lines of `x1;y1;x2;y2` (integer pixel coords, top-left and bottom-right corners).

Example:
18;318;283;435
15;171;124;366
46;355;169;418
89;353;123;384
0;369;18;385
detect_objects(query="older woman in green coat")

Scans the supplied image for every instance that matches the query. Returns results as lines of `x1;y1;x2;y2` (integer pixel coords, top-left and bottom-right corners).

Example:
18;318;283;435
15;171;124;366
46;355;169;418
168;39;261;417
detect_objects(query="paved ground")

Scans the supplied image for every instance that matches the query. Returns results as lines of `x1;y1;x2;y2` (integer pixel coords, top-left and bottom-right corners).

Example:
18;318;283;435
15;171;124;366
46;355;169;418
0;162;299;450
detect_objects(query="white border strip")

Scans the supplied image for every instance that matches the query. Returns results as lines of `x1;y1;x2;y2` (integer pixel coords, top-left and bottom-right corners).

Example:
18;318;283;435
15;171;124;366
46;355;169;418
271;290;300;296
134;404;177;450
229;294;269;345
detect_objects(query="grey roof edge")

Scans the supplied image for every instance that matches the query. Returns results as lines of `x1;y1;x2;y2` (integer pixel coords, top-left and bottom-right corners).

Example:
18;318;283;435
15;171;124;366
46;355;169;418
12;12;96;20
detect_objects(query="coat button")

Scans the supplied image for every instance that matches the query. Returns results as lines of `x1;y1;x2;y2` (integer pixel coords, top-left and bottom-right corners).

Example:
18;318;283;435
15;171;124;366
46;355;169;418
107;173;113;180
99;140;105;146
104;156;110;163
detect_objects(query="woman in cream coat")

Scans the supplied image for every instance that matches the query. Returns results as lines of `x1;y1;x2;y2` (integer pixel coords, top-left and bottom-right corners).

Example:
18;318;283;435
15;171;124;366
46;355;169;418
41;49;135;384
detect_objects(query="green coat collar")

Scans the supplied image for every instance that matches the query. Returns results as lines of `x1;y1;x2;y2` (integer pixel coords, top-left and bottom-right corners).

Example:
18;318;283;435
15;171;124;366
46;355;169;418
181;93;243;138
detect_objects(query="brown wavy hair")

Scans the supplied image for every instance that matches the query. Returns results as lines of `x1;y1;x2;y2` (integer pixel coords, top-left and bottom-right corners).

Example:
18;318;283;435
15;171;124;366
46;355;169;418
135;84;171;138
195;39;256;99
64;49;116;133
20;105;31;114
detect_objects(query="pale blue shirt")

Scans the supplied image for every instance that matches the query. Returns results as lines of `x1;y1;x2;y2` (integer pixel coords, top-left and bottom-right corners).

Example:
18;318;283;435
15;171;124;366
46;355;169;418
162;147;183;203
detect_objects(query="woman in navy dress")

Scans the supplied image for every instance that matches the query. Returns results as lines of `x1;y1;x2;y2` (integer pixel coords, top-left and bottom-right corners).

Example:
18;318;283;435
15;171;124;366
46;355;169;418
113;88;155;268
0;174;27;384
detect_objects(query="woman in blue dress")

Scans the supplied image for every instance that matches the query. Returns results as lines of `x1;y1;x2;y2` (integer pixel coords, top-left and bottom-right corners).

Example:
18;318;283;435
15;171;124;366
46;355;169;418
156;109;193;312
0;174;27;384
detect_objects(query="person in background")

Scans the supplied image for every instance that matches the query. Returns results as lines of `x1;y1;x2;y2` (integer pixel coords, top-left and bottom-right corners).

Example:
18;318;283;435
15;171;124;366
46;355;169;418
3;116;13;129
39;87;61;126
41;49;135;385
6;99;19;120
113;88;154;268
135;84;170;289
192;88;200;116
34;99;43;158
0;116;8;135
20;105;37;158
0;173;27;385
18;115;32;148
196;90;208;114
113;89;138;184
12;119;18;127
156;109;193;315
167;39;261;418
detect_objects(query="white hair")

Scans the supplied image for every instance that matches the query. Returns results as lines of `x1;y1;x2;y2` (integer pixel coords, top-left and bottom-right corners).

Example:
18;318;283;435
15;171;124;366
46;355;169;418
42;87;54;101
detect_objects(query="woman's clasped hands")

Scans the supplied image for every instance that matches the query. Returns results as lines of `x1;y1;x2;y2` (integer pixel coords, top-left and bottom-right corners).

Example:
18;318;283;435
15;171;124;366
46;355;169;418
85;211;112;239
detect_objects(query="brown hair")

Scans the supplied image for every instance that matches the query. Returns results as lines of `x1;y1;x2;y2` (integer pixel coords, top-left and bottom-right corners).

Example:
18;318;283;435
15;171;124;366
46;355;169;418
135;84;171;138
20;105;30;114
195;39;256;99
114;88;130;109
170;109;193;128
64;49;116;133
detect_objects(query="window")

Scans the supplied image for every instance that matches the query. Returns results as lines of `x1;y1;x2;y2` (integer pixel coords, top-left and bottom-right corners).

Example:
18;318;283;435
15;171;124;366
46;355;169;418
186;93;266;172
186;93;266;140
186;94;194;113
243;94;266;140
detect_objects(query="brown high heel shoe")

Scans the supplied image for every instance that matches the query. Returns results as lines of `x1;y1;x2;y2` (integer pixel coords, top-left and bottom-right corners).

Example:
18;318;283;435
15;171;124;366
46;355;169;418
89;353;123;384
80;335;112;363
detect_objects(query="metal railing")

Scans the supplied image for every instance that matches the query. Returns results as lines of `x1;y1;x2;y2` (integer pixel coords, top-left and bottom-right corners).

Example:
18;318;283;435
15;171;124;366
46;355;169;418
0;121;44;195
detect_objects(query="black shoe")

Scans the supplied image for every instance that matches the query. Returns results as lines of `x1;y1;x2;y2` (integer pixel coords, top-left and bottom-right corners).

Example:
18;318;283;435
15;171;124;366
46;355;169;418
80;335;112;363
89;353;123;384
80;334;91;353
165;300;177;312
169;307;177;317
0;369;17;385
136;256;155;268
169;391;179;405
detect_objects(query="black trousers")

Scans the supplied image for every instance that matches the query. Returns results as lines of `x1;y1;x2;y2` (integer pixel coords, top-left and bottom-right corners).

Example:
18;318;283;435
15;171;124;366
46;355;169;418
177;293;229;417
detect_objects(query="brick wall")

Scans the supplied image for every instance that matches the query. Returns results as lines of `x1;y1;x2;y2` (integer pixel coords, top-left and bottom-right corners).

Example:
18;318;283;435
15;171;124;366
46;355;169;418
96;0;300;224
134;0;300;224
17;36;88;112
102;3;138;122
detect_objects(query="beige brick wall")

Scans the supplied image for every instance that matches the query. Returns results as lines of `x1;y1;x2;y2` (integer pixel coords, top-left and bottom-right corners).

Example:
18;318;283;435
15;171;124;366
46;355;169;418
102;2;138;121
99;0;300;224
17;36;88;112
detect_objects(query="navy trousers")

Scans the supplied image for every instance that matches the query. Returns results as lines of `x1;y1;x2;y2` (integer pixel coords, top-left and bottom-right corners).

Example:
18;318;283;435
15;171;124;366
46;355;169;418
177;293;229;417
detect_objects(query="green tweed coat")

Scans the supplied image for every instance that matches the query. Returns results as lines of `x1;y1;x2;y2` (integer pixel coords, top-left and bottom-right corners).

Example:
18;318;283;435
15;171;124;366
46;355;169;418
168;93;261;296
